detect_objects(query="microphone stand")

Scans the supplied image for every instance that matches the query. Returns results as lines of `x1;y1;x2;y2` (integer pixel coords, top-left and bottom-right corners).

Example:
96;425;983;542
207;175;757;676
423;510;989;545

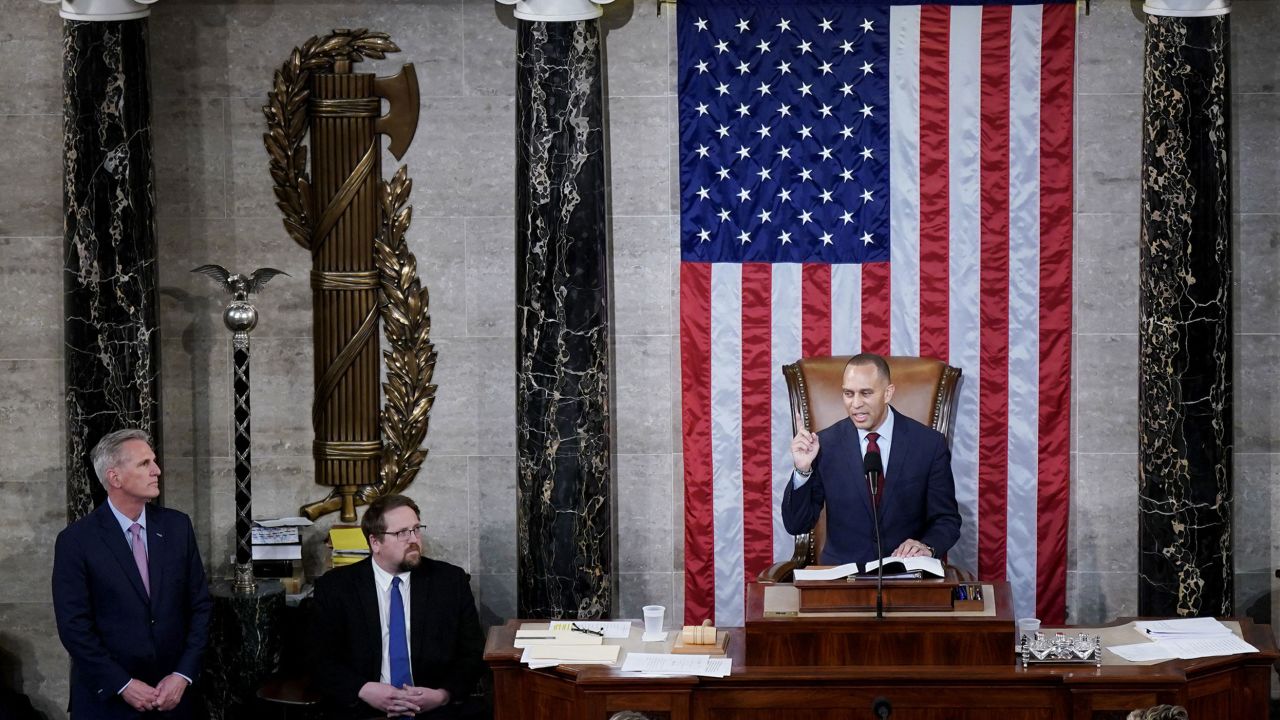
865;453;886;620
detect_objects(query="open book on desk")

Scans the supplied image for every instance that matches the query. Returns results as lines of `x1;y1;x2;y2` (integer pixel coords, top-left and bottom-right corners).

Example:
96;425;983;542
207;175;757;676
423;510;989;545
793;556;945;582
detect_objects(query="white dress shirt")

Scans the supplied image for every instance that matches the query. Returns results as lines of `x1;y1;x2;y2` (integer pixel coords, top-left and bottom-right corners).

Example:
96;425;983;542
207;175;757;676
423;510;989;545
370;560;414;685
792;409;895;489
106;498;148;554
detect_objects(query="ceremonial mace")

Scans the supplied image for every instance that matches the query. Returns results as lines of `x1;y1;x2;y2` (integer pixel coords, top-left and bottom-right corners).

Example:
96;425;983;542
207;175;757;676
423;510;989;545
193;265;288;594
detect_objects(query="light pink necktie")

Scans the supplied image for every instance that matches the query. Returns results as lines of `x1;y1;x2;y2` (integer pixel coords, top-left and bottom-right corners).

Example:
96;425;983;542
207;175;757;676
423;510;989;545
129;523;150;596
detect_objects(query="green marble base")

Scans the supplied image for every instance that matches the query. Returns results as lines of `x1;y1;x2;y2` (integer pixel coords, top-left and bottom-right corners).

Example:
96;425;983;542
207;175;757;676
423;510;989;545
204;578;285;720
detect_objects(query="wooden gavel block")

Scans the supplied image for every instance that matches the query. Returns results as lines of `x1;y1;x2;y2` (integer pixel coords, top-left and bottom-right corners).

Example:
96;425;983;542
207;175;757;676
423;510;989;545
680;620;718;646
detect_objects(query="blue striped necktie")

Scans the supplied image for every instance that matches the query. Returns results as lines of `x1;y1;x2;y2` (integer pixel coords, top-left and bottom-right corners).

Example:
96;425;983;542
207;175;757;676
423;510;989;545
389;576;411;687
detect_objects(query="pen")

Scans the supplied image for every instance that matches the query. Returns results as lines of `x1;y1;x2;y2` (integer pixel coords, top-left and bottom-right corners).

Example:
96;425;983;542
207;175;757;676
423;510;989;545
571;623;604;637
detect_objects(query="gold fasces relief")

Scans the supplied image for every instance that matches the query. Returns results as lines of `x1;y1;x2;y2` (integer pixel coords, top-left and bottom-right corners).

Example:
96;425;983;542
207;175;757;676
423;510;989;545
263;30;434;522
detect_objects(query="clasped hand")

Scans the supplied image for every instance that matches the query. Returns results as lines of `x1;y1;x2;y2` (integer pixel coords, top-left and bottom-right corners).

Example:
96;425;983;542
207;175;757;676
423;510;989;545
122;674;188;713
359;681;449;717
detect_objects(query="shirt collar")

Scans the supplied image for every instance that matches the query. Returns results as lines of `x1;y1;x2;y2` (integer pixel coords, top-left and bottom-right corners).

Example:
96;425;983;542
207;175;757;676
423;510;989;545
106;498;146;533
371;558;413;592
857;406;895;443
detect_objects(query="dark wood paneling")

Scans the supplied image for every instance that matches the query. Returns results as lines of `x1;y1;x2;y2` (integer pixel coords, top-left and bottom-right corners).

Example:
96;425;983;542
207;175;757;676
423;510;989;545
485;612;1279;720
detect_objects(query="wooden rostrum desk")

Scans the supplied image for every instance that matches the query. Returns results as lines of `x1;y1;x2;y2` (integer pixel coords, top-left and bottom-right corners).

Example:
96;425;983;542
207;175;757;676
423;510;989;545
484;581;1279;720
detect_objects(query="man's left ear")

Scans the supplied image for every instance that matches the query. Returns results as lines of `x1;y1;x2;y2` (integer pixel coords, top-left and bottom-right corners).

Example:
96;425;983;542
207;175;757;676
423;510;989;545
884;383;896;403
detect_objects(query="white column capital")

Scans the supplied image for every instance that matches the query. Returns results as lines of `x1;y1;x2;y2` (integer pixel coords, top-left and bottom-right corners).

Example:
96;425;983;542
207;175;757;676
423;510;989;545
1142;0;1230;18
37;0;159;21
496;0;614;22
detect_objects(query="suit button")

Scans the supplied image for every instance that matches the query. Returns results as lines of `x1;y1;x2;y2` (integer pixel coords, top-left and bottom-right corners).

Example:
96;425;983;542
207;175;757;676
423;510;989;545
151;619;157;626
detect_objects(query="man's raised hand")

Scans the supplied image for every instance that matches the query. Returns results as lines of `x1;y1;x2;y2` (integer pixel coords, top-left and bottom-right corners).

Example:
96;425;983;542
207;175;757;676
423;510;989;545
790;428;820;474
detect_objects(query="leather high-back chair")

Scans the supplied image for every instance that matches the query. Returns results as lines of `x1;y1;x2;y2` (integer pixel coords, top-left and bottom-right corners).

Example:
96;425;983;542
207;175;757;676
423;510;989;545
758;355;962;583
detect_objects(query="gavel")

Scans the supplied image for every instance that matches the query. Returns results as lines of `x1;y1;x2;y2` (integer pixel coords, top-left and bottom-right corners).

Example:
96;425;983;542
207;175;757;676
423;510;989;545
680;619;718;645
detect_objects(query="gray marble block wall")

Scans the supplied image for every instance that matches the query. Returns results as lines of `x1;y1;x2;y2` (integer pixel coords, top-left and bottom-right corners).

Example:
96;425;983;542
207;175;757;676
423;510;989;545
1;0;1278;714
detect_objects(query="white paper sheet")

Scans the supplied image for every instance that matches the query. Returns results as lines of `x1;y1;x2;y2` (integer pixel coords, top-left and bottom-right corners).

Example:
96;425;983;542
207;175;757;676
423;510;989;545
520;645;620;663
1107;642;1177;662
1134;617;1231;637
1108;634;1258;662
621;653;712;675
1158;635;1259;659
792;563;861;582
513;634;603;648
703;658;733;677
253;516;314;527
547;620;633;639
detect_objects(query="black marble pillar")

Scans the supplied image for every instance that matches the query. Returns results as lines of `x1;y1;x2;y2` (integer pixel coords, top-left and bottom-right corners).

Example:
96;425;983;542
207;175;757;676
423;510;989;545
63;18;162;521
1138;12;1232;617
205;581;285;720
514;19;612;619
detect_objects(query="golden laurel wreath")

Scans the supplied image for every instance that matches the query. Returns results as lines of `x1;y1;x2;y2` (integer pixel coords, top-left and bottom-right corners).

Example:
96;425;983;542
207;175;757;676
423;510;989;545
263;29;436;517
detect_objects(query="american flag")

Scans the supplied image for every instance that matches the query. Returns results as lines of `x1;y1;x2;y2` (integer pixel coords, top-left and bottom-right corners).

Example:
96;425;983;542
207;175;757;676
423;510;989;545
678;0;1075;626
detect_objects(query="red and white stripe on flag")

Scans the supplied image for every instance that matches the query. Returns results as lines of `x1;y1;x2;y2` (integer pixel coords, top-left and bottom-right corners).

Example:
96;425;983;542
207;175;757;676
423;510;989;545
680;2;1074;627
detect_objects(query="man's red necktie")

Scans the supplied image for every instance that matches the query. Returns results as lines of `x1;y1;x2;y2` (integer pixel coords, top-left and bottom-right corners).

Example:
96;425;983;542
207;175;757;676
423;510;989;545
866;432;884;507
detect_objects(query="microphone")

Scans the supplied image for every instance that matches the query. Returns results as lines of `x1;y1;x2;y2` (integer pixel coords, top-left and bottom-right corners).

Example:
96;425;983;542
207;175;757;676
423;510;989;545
872;697;893;718
864;448;886;619
864;447;883;499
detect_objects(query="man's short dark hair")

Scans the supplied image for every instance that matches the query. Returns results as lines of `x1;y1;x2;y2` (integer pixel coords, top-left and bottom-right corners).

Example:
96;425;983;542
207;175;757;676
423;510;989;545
361;494;421;542
845;353;891;383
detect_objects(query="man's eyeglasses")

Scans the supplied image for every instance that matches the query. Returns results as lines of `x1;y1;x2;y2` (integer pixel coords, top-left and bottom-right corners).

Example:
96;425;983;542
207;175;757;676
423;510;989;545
379;524;426;541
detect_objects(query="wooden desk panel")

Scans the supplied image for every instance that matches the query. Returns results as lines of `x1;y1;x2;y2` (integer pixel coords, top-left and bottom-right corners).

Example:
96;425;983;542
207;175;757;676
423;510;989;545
484;608;1279;720
746;581;1015;666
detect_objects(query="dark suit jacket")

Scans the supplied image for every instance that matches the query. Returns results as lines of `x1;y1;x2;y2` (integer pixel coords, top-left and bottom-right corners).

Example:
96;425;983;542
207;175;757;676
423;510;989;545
311;557;485;719
781;408;961;565
52;502;213;719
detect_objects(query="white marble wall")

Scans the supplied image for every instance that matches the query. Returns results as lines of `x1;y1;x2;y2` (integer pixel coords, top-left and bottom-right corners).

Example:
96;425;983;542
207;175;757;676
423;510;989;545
1;0;1278;715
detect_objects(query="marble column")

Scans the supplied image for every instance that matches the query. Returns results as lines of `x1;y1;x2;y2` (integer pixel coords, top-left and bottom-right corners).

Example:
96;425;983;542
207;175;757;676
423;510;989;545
1137;0;1232;617
506;0;613;619
53;0;163;521
205;582;284;720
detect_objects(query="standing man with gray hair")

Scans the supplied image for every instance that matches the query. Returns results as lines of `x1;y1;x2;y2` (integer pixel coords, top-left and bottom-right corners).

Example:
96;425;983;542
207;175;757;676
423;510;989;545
52;429;213;718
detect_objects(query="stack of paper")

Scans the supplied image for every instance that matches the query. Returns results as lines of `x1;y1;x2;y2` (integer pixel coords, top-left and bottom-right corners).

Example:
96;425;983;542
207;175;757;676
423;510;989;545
793;563;861;582
519;644;620;670
1135;617;1231;639
513;629;605;648
1108;618;1258;662
620;653;732;678
250;517;312;592
330;526;370;567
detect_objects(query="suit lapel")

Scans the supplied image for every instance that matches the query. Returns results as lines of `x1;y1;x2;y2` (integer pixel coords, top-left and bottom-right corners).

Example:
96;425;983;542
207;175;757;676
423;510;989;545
356;561;382;673
94;504;150;605
832;418;873;521
409;561;435;667
144;505;165;607
882;408;910;519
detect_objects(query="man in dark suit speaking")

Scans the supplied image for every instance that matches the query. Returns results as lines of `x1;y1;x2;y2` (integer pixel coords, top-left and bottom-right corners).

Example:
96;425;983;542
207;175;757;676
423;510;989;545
52;429;213;718
312;494;485;719
782;353;961;565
